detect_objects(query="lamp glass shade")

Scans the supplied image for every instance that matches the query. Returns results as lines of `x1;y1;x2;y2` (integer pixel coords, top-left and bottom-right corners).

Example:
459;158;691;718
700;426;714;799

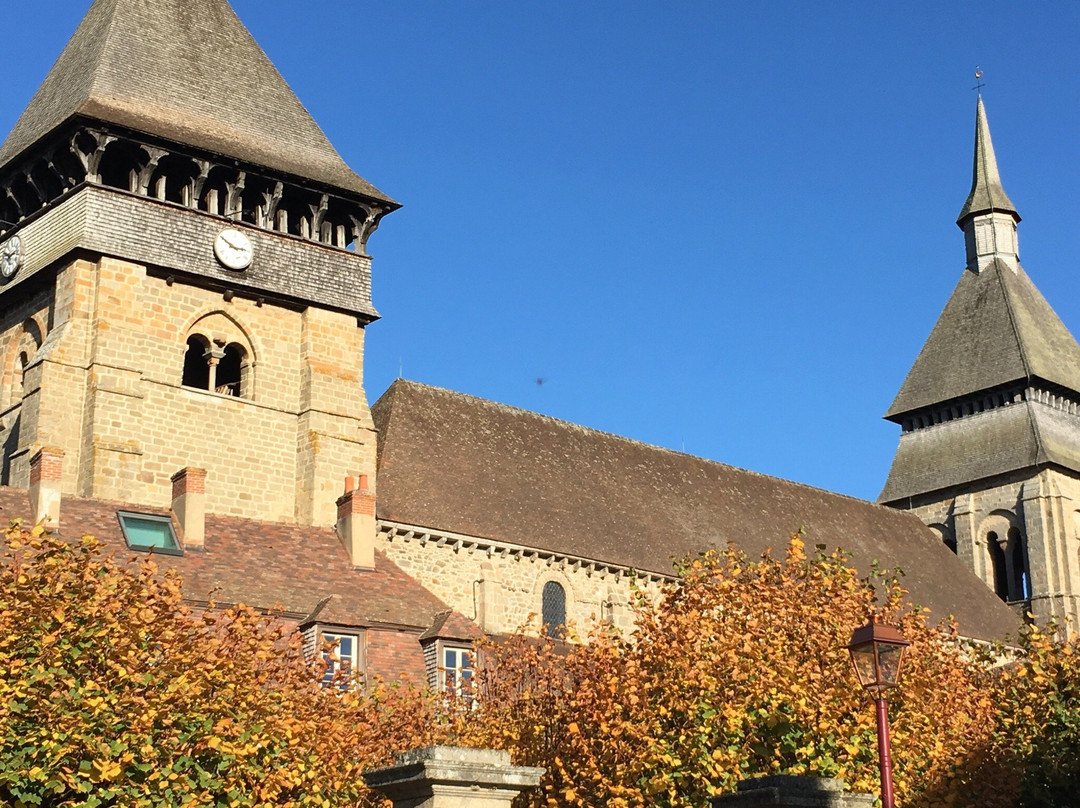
876;642;905;688
849;642;878;688
846;618;910;693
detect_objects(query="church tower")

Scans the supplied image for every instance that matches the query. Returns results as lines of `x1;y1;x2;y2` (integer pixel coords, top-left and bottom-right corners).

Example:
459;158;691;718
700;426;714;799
0;0;397;527
880;98;1080;625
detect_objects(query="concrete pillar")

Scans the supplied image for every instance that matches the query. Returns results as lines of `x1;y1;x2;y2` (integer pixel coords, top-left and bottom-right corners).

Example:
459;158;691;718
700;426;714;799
336;474;376;569
365;747;543;808
28;447;63;529
171;467;207;549
711;776;874;808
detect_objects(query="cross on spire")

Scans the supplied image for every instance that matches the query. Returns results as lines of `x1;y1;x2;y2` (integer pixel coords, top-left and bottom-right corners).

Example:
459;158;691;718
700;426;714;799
973;67;985;95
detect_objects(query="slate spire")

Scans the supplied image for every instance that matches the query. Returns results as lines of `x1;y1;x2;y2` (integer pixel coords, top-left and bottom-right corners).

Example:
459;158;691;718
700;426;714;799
957;97;1018;226
0;0;393;203
880;99;1080;505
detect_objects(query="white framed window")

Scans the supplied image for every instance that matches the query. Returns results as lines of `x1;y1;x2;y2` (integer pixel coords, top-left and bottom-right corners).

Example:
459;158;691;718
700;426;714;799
320;631;360;689
438;642;474;697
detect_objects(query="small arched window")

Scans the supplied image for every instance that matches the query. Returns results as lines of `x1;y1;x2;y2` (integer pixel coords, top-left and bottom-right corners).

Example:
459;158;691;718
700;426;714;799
181;335;250;399
541;581;566;639
987;532;1008;601
182;335;210;389
216;343;245;396
12;351;28;402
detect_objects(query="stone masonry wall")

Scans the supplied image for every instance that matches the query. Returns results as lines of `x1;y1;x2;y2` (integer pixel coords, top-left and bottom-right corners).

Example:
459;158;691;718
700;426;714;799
907;466;1080;628
378;522;665;638
2;250;376;526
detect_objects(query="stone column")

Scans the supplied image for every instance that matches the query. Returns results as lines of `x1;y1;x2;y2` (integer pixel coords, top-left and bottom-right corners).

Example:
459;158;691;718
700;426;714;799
711;776;875;808
365;746;543;808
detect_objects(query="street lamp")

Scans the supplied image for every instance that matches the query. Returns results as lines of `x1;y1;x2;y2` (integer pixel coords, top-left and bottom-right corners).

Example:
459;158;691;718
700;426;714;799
846;616;910;808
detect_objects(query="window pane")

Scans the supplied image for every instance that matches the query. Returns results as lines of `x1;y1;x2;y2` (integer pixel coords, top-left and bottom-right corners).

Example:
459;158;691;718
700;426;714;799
119;514;179;550
542;581;566;637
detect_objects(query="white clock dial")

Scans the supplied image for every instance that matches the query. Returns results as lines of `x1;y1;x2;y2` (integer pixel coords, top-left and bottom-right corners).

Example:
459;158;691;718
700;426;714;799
214;228;253;270
0;235;22;279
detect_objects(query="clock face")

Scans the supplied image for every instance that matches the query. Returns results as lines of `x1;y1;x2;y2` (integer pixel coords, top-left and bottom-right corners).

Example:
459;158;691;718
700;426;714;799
0;235;22;279
214;228;253;270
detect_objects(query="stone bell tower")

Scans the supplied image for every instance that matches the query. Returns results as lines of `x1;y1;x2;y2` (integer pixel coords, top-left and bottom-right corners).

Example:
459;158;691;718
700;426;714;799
880;98;1080;627
0;0;398;526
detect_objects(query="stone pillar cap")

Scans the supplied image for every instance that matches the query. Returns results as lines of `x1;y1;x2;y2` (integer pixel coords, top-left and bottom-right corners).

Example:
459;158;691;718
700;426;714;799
365;745;544;793
713;775;874;808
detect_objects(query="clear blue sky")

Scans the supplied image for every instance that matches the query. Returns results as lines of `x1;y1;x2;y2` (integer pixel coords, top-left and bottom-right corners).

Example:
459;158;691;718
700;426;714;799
3;2;1080;503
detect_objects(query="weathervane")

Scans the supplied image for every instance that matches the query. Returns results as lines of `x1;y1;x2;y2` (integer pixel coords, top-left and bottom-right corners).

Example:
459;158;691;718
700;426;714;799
973;67;985;95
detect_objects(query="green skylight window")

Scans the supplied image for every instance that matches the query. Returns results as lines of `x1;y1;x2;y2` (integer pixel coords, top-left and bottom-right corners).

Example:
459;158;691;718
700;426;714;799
117;511;182;555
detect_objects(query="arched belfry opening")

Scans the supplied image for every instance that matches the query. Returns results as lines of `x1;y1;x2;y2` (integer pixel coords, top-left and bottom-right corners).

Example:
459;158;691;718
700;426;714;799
181;314;256;400
215;343;246;396
182;335;211;390
98;140;149;193
985;519;1030;604
148;154;200;206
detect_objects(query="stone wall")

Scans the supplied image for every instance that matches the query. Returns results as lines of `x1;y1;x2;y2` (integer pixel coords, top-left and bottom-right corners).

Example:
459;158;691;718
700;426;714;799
906;466;1080;628
0;190;378;526
378;521;665;637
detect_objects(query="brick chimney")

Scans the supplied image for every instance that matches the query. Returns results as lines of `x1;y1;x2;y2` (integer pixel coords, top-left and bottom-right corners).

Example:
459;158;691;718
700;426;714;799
28;447;64;529
336;474;376;569
171;467;207;549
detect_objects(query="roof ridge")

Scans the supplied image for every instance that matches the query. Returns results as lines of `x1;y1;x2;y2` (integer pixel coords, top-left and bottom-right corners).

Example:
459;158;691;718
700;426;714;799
84;0;120;104
994;259;1034;381
388;380;924;520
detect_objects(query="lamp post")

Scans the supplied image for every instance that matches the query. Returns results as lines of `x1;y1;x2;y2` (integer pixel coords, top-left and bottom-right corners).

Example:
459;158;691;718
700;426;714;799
846;616;910;808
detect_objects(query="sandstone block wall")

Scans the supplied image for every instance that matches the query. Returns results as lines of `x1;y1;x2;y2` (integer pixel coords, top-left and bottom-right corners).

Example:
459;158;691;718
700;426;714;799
378;522;664;638
907;467;1080;628
0;204;377;526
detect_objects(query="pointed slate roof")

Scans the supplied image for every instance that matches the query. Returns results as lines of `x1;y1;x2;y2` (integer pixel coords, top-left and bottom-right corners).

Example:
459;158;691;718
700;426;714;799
373;380;1021;642
885;259;1080;419
957;97;1018;225
0;0;395;203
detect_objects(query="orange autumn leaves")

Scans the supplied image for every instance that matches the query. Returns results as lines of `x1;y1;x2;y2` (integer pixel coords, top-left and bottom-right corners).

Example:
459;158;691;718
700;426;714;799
0;521;441;808
459;535;1001;808
0;520;1077;808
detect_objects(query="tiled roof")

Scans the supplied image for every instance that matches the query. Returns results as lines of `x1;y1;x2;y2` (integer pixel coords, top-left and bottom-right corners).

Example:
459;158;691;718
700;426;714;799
885;259;1080;419
373;380;1022;642
0;486;449;632
0;0;395;204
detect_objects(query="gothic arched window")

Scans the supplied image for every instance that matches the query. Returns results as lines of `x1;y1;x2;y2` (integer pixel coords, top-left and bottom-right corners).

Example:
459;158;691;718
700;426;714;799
541;581;566;639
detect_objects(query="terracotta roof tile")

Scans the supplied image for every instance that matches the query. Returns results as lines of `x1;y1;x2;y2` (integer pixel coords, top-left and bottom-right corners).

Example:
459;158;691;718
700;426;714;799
0;486;450;632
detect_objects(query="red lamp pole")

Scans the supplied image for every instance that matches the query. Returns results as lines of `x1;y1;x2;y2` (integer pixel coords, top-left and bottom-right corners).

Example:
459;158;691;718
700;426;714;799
846;616;908;808
875;694;896;808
